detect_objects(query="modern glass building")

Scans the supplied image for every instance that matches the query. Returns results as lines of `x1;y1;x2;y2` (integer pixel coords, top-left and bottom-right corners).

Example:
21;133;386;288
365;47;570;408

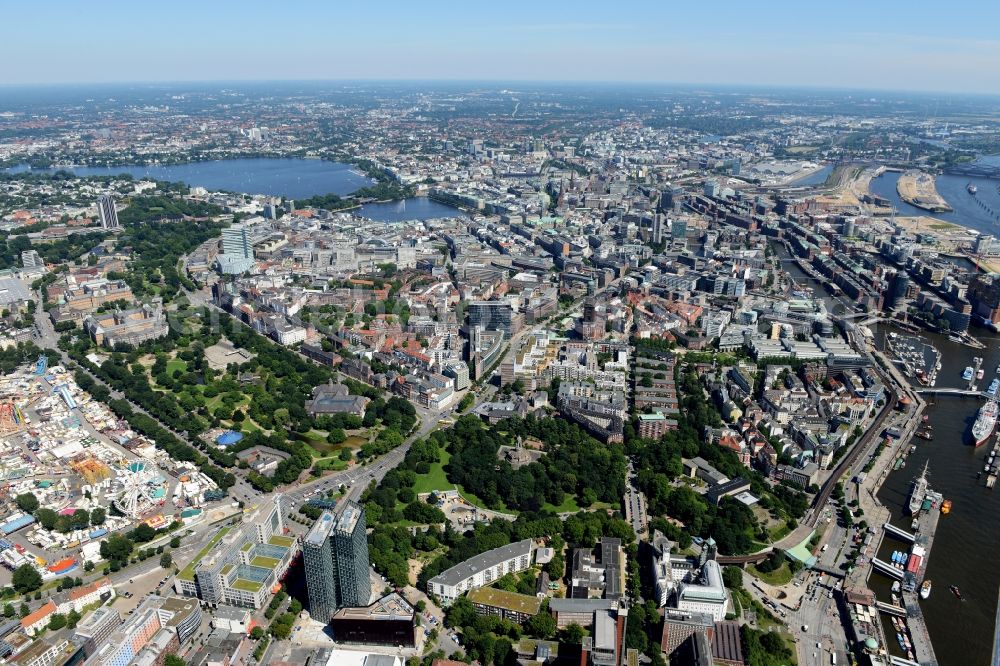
303;511;339;622
97;194;120;229
333;501;371;608
304;501;371;622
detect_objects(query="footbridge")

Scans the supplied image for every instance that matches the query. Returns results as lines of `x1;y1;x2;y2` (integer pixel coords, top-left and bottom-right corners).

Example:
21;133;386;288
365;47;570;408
872;558;905;580
883;523;916;543
875;601;907;618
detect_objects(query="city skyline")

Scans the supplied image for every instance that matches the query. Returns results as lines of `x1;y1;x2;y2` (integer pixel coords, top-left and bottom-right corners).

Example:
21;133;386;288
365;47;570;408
4;0;999;94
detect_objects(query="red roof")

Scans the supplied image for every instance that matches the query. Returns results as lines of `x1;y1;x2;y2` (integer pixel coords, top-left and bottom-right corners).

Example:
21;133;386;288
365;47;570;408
21;600;56;629
69;577;111;601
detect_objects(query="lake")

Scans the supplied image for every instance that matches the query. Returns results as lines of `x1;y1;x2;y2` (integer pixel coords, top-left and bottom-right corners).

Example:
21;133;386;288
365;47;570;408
7;158;374;200
357;197;468;223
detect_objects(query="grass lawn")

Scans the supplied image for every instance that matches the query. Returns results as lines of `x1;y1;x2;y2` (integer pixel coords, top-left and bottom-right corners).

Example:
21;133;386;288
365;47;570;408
166;359;188;375
180;526;231;581
747;561;794;586
241;419;264;433
544;495;581;513
268;535;295;548
768;522;793;542
408;448;512;512
412;449;453;495
313;458;348;473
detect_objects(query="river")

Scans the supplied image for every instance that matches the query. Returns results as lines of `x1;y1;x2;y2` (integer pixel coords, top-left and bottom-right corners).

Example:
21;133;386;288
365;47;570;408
871;324;1000;666
869;162;1000;237
791;164;834;187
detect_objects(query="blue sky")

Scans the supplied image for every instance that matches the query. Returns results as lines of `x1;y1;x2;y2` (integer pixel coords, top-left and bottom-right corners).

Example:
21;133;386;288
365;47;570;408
4;0;999;93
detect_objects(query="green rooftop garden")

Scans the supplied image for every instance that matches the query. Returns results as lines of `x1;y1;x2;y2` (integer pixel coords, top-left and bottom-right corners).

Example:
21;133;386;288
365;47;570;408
179;526;232;581
250;555;280;570
231;579;263;593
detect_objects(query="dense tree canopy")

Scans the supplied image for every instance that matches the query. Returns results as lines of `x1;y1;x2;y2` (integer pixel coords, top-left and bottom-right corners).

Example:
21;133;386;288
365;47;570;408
444;414;626;512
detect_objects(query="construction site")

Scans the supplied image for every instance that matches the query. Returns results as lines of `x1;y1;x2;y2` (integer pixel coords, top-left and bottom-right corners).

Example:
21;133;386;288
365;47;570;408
896;170;954;213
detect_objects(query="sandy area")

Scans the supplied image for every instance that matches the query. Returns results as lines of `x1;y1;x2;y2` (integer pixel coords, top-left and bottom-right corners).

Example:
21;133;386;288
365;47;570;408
896;171;952;212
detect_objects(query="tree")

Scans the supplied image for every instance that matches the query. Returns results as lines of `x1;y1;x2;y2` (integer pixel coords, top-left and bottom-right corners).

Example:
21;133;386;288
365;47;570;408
35;508;58;531
250;626;265;640
90;507;106;526
18;603;29;618
100;533;133;563
160;553;173;569
66;608;81;629
131;523;157;543
524;606;557;639
2;603;14;618
12;565;42;594
14;493;38;513
722;566;743;590
170;536;181;548
164;656;186;666
48;613;67;630
562;622;586;644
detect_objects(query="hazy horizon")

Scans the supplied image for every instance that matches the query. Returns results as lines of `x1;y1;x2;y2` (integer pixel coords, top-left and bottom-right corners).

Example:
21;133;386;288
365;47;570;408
4;0;999;95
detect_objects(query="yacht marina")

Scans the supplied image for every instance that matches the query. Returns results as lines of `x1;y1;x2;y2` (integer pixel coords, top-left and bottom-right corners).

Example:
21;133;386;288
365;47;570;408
886;332;941;387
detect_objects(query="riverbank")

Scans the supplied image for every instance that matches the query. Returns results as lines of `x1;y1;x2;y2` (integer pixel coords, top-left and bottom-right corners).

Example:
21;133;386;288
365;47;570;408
812;164;883;208
897;171;953;213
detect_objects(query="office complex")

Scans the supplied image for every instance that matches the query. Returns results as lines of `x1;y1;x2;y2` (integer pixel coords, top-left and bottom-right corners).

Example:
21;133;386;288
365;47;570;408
73;607;122;658
96;194;120;229
175;495;297;609
467;301;516;336
651;532;730;621
217;223;256;274
82;595;201;666
334;501;371;607
20;250;42;270
304;501;372;622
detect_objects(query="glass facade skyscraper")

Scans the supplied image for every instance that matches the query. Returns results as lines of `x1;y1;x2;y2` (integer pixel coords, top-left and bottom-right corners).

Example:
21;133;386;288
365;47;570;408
333;501;371;608
303;511;339;622
304;501;371;622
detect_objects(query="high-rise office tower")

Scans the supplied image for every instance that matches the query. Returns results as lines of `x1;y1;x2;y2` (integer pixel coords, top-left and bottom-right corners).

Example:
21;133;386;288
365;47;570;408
466;301;514;336
97;194;120;229
303;501;371;622
303;512;339;622
652;213;665;245
333;501;371;608
21;250;42;269
221;224;253;259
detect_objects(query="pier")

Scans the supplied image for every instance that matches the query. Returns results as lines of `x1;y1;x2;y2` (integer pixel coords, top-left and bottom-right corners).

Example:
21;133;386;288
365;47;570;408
898;502;941;666
848;365;939;666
